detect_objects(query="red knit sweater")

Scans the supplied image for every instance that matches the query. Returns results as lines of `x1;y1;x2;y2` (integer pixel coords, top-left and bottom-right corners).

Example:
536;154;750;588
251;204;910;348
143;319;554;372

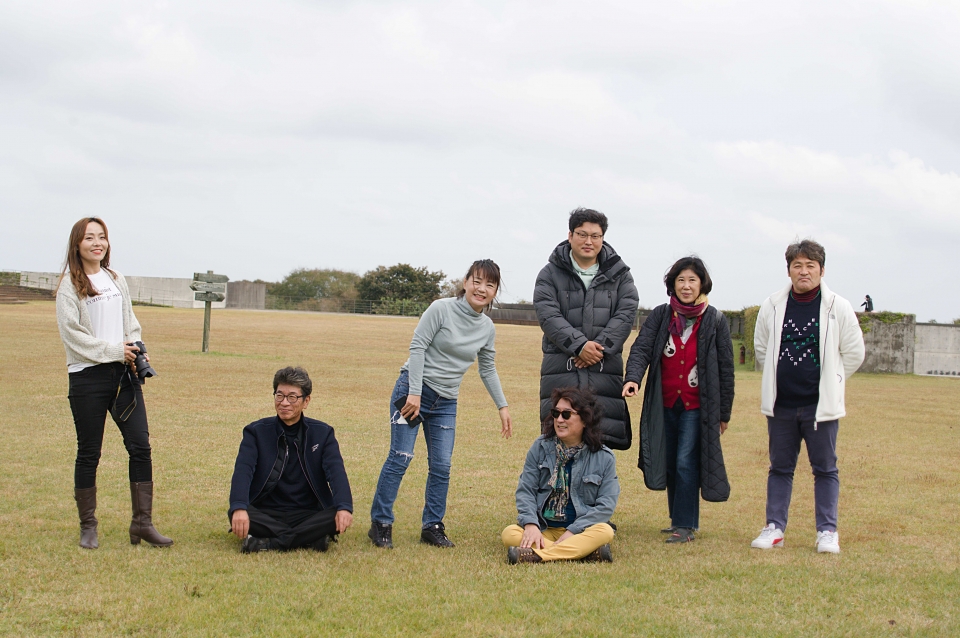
660;316;701;409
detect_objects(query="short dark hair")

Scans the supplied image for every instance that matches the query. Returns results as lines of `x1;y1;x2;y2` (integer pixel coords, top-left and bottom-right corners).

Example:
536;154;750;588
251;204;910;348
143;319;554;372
664;256;713;297
568;207;608;234
456;259;502;307
785;238;825;270
273;366;313;398
541;387;604;452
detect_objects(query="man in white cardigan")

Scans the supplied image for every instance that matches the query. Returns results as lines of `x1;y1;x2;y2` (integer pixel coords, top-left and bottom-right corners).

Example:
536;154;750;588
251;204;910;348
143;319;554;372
751;239;865;554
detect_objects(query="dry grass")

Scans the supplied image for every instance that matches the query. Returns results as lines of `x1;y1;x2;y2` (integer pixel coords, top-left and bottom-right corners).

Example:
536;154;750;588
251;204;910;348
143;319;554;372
1;302;958;636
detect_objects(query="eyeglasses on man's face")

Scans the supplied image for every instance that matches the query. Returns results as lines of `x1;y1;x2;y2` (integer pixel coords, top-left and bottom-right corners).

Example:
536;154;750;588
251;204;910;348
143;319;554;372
274;392;303;404
573;230;603;242
550;408;579;420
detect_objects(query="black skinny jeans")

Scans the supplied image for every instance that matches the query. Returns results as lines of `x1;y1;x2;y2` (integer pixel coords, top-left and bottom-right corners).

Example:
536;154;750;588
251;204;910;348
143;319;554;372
68;362;152;489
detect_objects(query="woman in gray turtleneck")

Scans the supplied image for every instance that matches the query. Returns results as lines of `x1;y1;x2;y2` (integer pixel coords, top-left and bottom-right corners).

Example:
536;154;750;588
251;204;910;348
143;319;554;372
369;259;512;550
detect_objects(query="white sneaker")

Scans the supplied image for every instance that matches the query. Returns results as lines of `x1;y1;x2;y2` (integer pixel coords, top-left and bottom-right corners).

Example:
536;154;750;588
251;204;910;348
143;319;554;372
816;530;840;554
751;523;785;549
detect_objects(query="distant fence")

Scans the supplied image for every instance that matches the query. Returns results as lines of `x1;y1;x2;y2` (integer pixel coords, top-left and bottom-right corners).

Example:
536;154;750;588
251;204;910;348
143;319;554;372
265;296;429;317
489;303;745;336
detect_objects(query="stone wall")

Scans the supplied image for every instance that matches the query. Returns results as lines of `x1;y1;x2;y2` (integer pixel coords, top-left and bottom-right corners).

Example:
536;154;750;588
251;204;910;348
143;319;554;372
226;281;266;310
914;323;960;377
859;314;915;374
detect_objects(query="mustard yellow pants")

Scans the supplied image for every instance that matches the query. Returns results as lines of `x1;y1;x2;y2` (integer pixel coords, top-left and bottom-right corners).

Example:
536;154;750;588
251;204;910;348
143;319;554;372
501;523;614;561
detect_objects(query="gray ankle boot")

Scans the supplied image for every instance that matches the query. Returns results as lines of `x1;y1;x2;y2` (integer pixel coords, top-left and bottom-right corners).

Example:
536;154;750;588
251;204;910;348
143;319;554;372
74;487;99;550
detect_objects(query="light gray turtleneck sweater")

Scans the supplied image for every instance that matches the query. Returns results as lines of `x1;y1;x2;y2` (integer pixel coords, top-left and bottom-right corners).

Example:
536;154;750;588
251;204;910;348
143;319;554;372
401;296;508;408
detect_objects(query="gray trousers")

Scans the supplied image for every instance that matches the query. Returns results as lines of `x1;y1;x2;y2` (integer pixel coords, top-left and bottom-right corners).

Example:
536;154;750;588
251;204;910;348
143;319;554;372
766;404;839;532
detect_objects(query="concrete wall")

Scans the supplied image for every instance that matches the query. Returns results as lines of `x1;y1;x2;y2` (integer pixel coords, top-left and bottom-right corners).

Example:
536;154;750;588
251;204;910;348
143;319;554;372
20;271;226;309
859;314;915;374
226;281;265;310
914;323;960;377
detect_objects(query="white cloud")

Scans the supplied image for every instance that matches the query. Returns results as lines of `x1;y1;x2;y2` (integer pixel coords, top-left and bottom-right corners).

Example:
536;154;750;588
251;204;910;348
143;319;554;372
2;0;959;321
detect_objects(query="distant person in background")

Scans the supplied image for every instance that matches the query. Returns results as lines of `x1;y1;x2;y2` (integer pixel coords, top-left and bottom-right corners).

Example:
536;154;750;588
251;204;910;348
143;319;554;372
860;295;874;312
534;208;639;451
622;256;734;544
369;259;512;550
502;387;619;563
56;217;173;549
229;367;353;553
751;239;864;554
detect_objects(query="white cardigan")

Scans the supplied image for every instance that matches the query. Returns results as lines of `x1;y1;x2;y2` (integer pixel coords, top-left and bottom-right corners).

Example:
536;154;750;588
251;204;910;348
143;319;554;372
754;281;865;422
56;270;143;368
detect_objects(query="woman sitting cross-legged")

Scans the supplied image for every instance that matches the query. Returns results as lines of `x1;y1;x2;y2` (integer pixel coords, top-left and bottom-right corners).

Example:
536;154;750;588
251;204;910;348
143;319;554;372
502;387;619;563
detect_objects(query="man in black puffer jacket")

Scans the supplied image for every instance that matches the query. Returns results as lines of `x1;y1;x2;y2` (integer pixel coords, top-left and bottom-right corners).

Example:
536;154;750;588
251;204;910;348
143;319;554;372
533;208;639;449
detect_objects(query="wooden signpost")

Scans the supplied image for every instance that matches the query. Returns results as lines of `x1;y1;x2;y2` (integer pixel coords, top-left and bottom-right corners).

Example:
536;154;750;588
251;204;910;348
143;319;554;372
191;271;228;353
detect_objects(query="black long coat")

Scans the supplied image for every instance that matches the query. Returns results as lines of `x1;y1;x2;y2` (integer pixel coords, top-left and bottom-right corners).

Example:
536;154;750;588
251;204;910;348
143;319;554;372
624;304;734;501
534;241;639;449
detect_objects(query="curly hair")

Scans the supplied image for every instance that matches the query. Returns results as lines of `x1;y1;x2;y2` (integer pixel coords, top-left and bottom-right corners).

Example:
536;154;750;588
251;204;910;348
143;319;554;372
541;387;604;452
663;255;713;298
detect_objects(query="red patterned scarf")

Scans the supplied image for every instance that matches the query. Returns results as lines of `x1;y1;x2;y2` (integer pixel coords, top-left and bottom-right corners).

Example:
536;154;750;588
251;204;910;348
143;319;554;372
668;294;708;337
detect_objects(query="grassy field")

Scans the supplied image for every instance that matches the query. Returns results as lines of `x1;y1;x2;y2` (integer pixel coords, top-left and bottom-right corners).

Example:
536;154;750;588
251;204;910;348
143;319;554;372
1;302;958;636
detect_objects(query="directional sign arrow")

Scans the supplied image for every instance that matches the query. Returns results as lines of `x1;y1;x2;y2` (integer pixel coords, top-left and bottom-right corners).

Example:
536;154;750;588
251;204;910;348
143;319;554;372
193;272;229;284
194;292;226;302
190;281;226;293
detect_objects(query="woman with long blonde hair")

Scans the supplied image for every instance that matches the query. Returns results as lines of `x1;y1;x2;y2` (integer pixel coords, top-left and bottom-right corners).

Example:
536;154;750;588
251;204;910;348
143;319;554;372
56;217;173;549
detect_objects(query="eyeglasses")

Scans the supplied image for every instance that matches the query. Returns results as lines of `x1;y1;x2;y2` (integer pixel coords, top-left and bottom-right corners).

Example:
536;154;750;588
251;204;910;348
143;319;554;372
573;230;603;242
274;392;303;404
550;408;579;420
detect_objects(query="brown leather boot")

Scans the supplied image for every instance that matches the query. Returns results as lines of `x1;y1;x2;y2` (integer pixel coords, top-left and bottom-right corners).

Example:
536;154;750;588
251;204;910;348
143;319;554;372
74;487;99;549
129;481;173;547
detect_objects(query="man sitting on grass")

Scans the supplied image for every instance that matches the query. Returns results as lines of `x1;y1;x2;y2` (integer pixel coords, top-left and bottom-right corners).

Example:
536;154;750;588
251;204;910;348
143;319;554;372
228;366;353;553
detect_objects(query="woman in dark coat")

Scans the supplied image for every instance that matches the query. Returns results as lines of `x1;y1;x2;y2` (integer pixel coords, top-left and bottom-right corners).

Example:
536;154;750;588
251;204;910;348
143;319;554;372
623;256;734;543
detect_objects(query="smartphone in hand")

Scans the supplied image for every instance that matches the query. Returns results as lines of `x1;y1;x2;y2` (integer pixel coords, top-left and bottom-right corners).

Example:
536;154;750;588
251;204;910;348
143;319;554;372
393;397;423;426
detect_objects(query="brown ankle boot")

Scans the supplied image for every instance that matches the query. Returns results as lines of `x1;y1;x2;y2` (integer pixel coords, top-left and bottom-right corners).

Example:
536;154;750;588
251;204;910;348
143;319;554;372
129;482;173;547
74;487;99;549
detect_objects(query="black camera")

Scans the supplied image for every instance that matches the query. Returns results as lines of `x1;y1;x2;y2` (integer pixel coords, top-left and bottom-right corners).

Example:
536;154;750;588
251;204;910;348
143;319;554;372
128;341;157;382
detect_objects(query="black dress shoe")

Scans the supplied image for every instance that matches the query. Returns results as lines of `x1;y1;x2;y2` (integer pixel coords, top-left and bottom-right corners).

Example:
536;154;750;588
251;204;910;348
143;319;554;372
241;535;276;553
368;522;393;549
420;522;454;548
313;534;336;552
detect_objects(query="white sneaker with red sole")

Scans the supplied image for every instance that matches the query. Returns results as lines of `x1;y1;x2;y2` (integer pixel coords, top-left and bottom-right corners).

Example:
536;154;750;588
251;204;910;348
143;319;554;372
751;523;785;549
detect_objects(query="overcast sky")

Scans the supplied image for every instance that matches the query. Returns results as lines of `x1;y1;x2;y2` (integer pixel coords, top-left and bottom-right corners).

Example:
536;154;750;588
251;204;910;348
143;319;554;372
3;1;959;320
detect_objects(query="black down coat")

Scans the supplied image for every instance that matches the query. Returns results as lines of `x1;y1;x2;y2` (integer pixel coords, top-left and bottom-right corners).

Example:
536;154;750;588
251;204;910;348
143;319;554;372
624;303;734;501
534;241;639;450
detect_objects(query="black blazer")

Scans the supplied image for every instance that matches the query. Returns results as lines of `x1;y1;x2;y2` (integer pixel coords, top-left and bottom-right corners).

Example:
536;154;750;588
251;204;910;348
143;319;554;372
228;415;353;516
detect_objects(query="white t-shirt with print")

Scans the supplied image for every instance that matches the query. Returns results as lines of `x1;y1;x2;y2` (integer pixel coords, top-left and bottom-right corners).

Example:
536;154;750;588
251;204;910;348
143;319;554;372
68;270;125;373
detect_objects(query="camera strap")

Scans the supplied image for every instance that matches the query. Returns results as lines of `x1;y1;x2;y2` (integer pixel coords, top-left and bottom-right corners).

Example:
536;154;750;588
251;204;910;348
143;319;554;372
110;369;139;422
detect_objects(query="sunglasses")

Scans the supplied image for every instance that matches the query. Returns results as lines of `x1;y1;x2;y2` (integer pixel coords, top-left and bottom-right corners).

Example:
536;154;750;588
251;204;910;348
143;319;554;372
550;408;579;420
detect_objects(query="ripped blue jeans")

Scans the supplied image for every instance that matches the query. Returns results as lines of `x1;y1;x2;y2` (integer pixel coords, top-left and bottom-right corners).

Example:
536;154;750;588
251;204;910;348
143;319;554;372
370;370;458;528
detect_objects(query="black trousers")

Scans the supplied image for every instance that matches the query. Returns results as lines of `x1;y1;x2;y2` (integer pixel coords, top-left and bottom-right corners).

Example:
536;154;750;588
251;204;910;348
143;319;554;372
68;362;152;489
245;505;338;550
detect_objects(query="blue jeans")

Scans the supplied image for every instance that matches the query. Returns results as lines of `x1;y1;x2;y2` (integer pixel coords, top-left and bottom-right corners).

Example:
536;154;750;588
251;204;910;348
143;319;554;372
766;404;839;532
663;403;701;530
370;371;458;527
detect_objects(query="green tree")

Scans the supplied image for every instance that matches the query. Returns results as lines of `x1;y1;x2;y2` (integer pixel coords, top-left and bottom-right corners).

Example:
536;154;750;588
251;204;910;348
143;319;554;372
270;268;360;301
356;264;445;303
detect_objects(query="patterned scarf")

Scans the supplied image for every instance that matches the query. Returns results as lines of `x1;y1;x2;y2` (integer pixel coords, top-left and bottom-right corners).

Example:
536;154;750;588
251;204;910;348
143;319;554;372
668;294;708;337
543;440;584;521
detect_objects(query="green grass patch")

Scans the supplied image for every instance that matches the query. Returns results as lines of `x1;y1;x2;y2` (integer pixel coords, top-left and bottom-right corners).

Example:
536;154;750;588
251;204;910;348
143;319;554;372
1;302;958;636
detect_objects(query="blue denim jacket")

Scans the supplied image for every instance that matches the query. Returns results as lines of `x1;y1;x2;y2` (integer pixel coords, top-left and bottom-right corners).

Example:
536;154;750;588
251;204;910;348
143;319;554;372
515;436;620;535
